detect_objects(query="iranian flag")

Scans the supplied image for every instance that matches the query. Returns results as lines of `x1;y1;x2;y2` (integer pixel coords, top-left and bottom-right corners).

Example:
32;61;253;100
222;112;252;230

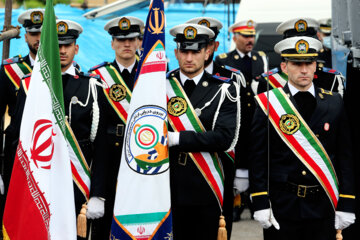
110;0;172;239
2;0;76;239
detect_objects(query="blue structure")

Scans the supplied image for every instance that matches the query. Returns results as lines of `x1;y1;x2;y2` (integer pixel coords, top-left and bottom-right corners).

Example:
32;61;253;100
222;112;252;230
0;3;237;71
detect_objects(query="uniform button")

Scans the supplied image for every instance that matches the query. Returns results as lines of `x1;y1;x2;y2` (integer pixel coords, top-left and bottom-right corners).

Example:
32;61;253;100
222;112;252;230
246;82;250;86
247;92;251;96
315;134;319;138
247;103;251;107
115;142;120;147
302;170;307;176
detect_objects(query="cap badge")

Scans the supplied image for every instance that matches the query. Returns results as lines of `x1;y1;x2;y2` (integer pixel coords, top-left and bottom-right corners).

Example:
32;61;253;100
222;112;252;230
198;19;210;28
168;97;187;117
57;21;68;35
30;11;43;24
184;26;197;40
119;18;131;30
247;20;254;27
295;19;308;32
295;39;309;54
279;114;300;135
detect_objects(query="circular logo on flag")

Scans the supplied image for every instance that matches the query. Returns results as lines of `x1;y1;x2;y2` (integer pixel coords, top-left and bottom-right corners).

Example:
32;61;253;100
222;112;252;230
125;105;169;175
279;114;300;135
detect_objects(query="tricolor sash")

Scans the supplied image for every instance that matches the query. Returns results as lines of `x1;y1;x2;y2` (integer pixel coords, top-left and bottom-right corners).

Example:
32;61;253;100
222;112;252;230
255;88;339;209
4;55;32;89
166;76;225;206
22;76;91;200
92;64;131;124
263;70;288;89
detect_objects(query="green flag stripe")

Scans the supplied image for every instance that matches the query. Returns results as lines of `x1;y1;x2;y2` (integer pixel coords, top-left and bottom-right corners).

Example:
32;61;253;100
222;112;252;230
116;212;167;225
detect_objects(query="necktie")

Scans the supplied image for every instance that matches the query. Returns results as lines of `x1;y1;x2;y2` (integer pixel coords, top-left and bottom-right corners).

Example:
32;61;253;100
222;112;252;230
121;68;133;90
241;54;252;79
293;91;316;121
184;79;196;97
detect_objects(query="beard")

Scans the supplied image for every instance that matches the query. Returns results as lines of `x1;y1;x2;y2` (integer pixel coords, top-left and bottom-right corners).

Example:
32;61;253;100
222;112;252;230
28;43;39;55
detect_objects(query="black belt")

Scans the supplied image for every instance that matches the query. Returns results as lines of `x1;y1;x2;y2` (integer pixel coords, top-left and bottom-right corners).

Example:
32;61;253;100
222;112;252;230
284;182;322;198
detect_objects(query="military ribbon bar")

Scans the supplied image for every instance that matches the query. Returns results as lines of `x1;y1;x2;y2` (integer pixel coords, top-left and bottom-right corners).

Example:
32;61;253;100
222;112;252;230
255;88;339;209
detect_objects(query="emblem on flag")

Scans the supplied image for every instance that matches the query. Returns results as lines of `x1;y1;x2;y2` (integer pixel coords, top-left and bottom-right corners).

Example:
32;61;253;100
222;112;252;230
124;105;169;174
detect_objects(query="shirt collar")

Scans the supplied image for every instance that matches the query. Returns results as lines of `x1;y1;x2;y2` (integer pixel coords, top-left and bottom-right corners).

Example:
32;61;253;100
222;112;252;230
62;64;76;76
288;82;315;97
235;49;251;58
179;70;204;86
205;61;214;75
29;54;35;66
116;59;136;73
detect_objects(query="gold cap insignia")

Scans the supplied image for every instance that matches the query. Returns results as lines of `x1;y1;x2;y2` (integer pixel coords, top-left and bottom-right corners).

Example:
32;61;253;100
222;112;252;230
119;18;131;30
109;84;127;102
168;97;187;117
57;21;68;35
31;11;43;24
198;19;210;28
184;26;197;40
295;39;309;54
295;19;308;32
247;20;254;27
279;114;300;135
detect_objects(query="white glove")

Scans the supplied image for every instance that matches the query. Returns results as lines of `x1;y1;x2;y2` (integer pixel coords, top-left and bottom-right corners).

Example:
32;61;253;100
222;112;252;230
233;177;249;194
253;209;280;230
335;211;356;230
0;175;4;195
167;131;179;147
86;197;105;219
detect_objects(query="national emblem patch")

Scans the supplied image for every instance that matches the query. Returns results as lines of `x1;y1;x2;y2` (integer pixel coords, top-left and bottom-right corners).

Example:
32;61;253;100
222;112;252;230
167;97;187;117
109;84;127;102
279;114;300;135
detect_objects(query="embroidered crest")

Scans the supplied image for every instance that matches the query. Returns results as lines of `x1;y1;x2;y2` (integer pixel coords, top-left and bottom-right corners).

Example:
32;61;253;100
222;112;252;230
109;84;127;102
295;39;309;54
247;20;254;27
167;97;187;116
295;19;308;32
198;19;210;28
279;114;300;135
57;21;68;35
184;26;197;40
119;17;131;30
31;11;43;24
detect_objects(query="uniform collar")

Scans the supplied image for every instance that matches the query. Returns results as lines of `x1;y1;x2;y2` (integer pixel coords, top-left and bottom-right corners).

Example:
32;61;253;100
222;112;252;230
29;54;35;66
235;48;251;58
116;59;136;73
205;61;214;75
288;81;315;97
62;64;76;76
179;70;204;86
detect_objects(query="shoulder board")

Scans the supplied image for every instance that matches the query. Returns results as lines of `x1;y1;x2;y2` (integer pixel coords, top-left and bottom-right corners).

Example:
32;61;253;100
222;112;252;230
258;51;266;57
22;73;32;79
320;88;333;96
88;62;110;72
218;53;228;59
212;74;231;83
166;68;179;78
80;72;101;80
223;65;241;74
2;55;23;65
321;67;340;75
261;67;279;77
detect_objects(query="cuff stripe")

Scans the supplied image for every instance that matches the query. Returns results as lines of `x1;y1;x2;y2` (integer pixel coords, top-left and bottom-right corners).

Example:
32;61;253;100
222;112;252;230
251;191;268;197
339;194;355;199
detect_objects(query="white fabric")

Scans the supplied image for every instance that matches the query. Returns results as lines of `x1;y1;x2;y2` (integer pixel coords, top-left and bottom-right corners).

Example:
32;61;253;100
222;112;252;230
254;208;280;230
116;59;136;73
235;48;251;58
288;81;315;97
335;211;356;230
233;177;249;194
205;61;214;75
179;70;204;85
236;168;249;178
86;197;105;219
0;175;4;195
62;64;76;76
168;131;180;147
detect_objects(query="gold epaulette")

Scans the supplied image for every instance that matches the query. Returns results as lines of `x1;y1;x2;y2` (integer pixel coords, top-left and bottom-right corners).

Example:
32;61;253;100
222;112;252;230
258;51;266;57
218;53;228;59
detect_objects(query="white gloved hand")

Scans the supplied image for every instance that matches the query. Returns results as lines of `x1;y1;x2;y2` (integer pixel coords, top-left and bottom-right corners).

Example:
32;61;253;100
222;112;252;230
167;131;180;147
335;211;356;230
86;197;105;219
233;177;249;194
0;175;4;195
253;209;280;230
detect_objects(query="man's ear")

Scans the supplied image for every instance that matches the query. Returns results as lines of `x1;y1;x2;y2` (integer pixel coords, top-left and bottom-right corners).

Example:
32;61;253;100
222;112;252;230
204;47;210;61
75;44;79;55
280;61;287;74
174;48;178;60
